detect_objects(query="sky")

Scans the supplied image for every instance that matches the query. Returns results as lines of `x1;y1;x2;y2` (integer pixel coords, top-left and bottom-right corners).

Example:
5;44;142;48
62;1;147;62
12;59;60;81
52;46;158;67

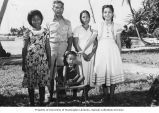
0;0;144;34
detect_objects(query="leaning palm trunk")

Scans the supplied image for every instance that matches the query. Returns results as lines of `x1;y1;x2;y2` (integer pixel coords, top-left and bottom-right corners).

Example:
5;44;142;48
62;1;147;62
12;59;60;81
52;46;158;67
0;0;9;56
125;1;141;41
88;0;96;23
0;0;8;27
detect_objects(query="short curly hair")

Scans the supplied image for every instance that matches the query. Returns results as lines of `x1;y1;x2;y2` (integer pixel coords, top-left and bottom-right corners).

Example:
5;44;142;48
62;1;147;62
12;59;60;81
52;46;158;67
27;10;43;27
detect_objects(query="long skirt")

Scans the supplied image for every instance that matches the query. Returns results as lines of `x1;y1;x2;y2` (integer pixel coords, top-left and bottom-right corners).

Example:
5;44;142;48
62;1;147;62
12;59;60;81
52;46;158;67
92;38;124;86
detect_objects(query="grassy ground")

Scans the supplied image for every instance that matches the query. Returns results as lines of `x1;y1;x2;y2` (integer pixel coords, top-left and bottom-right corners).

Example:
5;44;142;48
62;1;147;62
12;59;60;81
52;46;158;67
122;48;159;67
1;48;159;106
0;50;157;106
0;64;152;106
2;38;159;106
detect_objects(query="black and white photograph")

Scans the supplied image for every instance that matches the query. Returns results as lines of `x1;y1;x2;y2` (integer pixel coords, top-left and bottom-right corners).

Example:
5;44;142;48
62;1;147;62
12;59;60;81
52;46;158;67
0;0;159;112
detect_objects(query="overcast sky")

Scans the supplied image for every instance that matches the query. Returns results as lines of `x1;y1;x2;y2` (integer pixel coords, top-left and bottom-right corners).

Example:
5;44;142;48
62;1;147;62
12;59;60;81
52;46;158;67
0;0;144;33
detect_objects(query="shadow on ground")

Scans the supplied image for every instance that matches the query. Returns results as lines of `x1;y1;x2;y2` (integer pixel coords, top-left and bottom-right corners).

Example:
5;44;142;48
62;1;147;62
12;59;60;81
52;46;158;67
0;90;151;107
0;94;29;106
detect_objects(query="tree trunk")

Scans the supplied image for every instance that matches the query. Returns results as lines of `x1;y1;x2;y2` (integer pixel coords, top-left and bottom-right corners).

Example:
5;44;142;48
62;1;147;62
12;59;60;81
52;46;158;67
0;0;8;26
0;0;9;57
0;42;7;57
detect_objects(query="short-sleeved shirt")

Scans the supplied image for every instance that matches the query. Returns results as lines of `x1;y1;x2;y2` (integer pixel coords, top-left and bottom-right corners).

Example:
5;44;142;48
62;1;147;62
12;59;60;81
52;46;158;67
48;18;72;43
73;25;93;54
93;21;123;40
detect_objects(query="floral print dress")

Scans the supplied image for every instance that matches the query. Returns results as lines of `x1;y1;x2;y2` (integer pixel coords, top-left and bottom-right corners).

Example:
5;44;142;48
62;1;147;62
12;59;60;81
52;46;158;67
22;28;50;89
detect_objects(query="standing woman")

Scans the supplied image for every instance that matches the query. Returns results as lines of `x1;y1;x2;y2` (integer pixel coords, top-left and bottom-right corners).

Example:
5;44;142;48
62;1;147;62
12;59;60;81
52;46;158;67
73;10;98;99
22;10;51;106
81;5;124;105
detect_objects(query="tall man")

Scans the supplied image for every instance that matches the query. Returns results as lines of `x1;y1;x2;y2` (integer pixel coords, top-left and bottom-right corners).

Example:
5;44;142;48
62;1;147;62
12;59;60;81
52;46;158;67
48;0;73;101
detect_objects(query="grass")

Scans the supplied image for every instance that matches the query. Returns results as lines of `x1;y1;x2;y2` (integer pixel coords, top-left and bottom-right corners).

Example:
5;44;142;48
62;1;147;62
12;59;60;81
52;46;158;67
0;64;153;107
122;50;159;67
2;38;159;106
1;49;159;106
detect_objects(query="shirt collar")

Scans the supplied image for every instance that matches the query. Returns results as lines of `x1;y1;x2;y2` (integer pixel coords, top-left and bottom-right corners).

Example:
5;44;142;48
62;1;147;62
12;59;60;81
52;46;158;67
81;25;91;31
53;15;65;21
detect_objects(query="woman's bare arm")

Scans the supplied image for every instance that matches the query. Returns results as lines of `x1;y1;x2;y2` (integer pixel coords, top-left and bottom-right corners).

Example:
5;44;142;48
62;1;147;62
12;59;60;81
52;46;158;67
82;31;98;53
45;38;51;68
73;37;82;52
116;32;122;52
22;38;29;72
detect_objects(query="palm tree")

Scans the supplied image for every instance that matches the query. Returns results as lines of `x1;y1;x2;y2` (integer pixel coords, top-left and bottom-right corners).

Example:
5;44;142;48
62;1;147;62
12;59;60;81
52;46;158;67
121;0;154;45
123;0;159;45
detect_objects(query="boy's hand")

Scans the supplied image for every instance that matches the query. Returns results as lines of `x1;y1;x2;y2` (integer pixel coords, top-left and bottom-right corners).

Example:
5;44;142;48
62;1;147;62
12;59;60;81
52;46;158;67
68;79;73;83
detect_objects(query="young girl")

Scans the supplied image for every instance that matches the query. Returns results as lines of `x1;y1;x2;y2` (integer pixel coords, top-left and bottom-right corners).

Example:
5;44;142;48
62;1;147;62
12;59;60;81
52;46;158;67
73;10;98;99
63;51;84;97
80;5;124;105
22;10;51;106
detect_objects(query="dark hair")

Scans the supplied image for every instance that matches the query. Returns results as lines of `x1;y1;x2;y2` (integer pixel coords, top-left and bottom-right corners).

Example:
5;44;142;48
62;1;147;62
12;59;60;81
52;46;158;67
80;10;90;25
63;51;77;66
102;5;114;21
53;0;64;8
27;10;43;27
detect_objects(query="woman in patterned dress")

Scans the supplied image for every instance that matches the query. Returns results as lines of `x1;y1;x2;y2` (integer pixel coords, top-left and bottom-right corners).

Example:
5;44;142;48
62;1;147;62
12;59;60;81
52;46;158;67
22;10;51;106
80;5;124;105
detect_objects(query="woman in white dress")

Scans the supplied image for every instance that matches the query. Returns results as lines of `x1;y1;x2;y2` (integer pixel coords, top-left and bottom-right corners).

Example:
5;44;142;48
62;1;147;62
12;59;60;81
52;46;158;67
80;5;124;105
73;10;98;99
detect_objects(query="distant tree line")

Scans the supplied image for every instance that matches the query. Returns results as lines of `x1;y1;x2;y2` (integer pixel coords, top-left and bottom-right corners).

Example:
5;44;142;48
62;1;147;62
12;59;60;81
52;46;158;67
9;26;28;37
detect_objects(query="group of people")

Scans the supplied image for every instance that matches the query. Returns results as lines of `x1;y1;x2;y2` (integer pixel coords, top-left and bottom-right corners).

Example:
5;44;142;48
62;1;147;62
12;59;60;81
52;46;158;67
22;0;124;106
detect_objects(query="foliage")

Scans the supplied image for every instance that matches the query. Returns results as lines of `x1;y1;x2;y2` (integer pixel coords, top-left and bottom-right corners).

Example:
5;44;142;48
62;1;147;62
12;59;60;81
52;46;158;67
10;26;28;37
127;0;159;35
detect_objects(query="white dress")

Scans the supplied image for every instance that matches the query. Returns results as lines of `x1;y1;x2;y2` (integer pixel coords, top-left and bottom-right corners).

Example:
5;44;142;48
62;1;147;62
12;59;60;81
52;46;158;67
73;25;95;85
92;22;124;86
